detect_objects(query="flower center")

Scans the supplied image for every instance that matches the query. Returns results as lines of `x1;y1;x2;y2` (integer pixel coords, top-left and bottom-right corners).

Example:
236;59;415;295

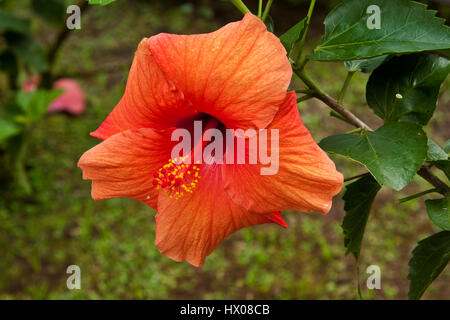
152;115;220;200
152;157;201;200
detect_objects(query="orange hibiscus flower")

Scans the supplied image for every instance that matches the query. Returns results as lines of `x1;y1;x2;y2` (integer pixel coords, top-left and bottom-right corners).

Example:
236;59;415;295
78;14;343;267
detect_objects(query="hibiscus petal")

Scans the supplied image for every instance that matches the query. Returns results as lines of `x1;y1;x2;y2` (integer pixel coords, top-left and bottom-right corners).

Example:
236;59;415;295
91;39;194;140
147;13;292;131
155;164;287;267
78;128;175;209
223;92;344;214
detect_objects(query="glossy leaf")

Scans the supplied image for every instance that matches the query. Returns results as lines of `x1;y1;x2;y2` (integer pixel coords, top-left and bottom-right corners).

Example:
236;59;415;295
310;0;450;61
434;161;450;181
429;140;450;180
408;231;450;299
279;18;306;56
264;15;274;33
427;140;448;162
366;54;450;125
319;122;427;190
342;175;381;259
426;198;450;231
344;55;389;73
444;140;450;154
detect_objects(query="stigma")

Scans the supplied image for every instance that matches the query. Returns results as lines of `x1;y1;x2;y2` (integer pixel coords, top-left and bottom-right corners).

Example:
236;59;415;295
152;157;201;200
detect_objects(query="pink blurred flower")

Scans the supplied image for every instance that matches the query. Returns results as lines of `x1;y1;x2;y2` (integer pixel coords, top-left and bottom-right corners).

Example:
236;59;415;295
22;76;85;115
49;79;85;115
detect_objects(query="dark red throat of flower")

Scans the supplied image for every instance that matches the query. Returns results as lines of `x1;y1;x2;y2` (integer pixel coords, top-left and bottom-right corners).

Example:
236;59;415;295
152;116;220;200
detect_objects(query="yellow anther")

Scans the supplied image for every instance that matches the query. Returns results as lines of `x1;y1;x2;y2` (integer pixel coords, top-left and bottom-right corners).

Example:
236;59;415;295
152;158;201;200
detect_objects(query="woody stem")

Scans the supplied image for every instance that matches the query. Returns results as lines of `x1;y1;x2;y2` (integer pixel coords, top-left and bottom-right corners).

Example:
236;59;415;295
417;166;450;196
294;67;373;131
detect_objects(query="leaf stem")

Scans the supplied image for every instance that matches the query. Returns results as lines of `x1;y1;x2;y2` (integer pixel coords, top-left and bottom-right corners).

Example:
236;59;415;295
296;94;314;103
398;188;439;203
356;259;363;300
258;0;263;18
295;89;312;94
344;172;371;182
295;0;316;66
229;0;251;15
261;0;273;21
329;110;352;125
338;71;355;105
345;127;363;135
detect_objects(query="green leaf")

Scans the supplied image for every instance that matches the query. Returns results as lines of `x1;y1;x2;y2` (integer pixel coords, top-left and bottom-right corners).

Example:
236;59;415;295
279;18;306;56
434;161;450;181
342;175;381;259
16;90;62;123
310;0;450;61
4;32;49;72
429;139;450;180
366;54;449;125
444;140;450;154
408;231;450;299
319;122;427;190
264;15;274;33
427;139;448;162
0;117;21;143
89;0;117;5
31;0;66;25
0;8;29;33
426;198;450;231
345;55;389;73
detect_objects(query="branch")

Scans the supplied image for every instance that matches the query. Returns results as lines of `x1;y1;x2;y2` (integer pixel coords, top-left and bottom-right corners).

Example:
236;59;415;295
48;0;90;64
42;0;90;87
417;166;450;196
294;68;373;131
